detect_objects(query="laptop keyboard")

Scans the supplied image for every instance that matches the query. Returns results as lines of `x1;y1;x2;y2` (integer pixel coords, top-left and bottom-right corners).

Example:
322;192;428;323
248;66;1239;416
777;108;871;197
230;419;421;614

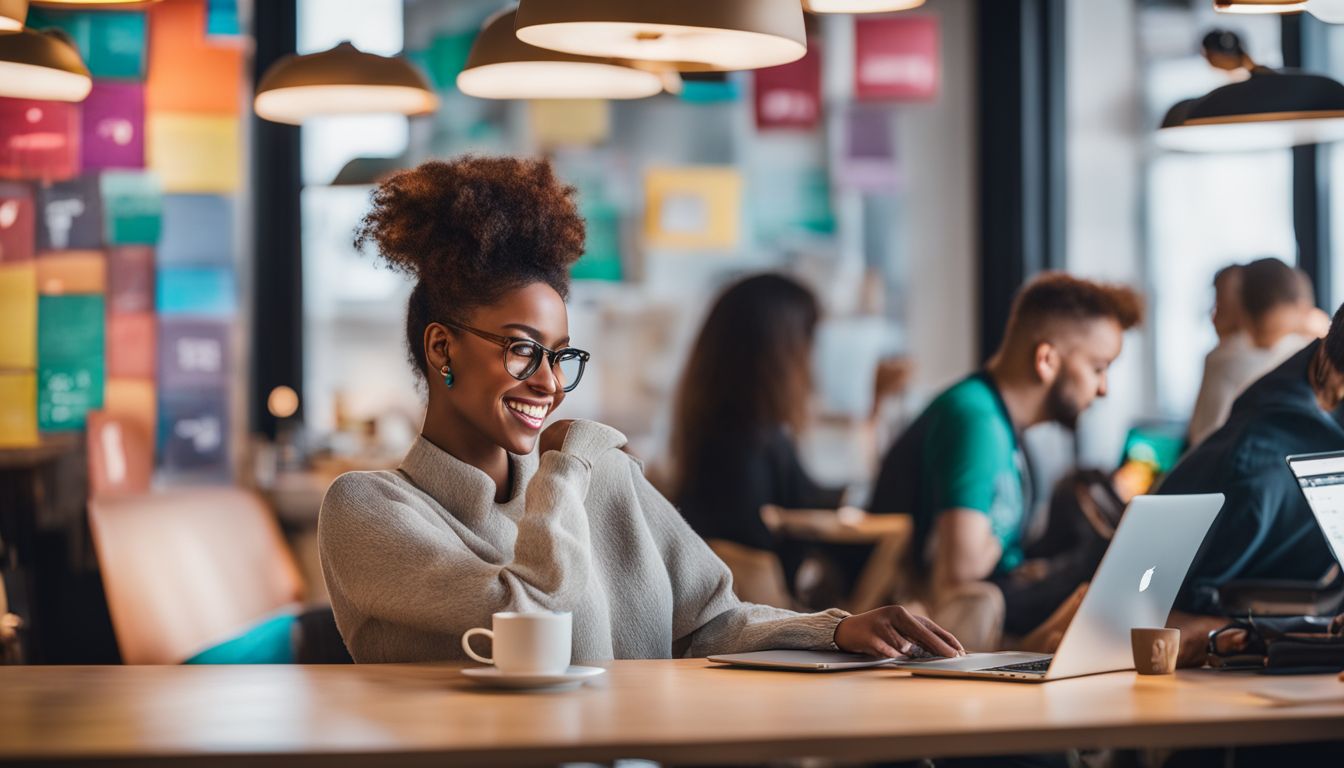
985;658;1052;674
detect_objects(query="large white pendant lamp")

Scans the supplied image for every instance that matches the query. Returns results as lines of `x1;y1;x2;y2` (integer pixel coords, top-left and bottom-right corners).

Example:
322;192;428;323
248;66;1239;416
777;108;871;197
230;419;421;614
513;0;807;72
0;26;92;101
0;0;26;32
254;41;438;125
459;8;667;100
803;0;926;13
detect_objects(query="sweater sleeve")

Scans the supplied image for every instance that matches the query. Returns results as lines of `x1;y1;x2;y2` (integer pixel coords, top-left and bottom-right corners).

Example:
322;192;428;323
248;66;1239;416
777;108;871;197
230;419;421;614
623;456;849;657
318;421;626;642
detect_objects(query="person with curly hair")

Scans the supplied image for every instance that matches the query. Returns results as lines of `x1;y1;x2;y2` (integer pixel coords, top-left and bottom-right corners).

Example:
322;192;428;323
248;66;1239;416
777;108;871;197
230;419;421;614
317;156;964;664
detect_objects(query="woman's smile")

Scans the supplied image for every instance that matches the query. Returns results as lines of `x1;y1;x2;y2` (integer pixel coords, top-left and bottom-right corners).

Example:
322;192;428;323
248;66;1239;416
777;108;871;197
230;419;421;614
504;397;550;430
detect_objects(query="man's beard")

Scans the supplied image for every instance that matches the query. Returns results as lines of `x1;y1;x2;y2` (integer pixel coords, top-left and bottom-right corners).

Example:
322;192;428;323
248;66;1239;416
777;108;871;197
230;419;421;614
1045;378;1082;432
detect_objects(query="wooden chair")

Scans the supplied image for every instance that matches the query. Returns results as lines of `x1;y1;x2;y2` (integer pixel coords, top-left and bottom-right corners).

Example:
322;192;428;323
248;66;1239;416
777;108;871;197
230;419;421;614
85;413;306;664
706;539;796;610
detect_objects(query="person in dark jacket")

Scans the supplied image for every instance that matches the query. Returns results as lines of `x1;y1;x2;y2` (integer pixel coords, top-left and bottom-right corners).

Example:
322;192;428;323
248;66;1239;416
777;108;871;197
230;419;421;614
1160;303;1344;667
670;274;847;591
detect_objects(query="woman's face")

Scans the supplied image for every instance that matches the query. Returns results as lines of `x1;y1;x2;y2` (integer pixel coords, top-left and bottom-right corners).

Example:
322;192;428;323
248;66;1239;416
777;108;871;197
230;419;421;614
441;282;571;455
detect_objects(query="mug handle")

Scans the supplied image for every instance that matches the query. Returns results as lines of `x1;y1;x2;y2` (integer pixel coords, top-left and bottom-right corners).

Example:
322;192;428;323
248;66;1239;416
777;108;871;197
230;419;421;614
461;628;494;664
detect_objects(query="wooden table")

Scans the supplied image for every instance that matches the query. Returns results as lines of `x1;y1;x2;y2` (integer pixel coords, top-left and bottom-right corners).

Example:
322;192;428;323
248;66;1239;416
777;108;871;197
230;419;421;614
767;508;914;612
3;660;1343;766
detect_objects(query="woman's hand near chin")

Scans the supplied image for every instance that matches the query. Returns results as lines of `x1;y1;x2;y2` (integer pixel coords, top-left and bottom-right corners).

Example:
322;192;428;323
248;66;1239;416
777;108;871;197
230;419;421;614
833;605;965;659
538;419;577;454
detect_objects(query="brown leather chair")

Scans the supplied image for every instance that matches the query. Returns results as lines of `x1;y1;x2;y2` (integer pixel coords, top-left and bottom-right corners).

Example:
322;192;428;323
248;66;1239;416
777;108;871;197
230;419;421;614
706;539;796;610
85;412;306;664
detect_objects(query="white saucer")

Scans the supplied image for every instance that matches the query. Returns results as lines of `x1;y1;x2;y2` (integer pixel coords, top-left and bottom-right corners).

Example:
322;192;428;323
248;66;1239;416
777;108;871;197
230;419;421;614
461;665;606;691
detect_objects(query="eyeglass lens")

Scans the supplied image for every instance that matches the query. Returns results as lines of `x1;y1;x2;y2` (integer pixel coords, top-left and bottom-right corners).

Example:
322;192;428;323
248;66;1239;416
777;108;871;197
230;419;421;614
504;341;585;391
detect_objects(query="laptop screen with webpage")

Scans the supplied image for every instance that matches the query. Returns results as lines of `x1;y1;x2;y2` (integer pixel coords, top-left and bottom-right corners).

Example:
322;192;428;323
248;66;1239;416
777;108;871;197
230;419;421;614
1286;452;1344;568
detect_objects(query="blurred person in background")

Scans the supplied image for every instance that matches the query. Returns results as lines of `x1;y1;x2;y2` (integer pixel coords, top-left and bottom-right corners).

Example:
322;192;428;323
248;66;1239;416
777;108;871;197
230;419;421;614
671;274;907;598
1188;258;1321;447
869;273;1144;649
1161;302;1344;667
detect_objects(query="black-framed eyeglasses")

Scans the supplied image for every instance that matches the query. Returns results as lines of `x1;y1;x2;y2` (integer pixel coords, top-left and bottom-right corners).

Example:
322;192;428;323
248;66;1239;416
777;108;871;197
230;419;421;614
442;320;590;392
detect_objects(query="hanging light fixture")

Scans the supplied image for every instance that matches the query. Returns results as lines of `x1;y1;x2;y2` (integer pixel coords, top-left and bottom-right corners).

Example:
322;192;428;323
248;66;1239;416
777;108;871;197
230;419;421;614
0;26;91;102
1157;29;1344;152
29;0;162;7
459;8;668;100
254;41;439;125
803;0;926;13
513;0;807;72
1214;0;1344;22
0;0;26;32
1213;0;1307;12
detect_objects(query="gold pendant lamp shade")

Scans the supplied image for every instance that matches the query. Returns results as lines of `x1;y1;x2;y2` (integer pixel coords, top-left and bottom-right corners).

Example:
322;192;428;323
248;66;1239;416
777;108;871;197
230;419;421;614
254;41;439;125
513;0;807;72
0;26;92;101
459;9;665;100
803;0;926;13
0;0;26;32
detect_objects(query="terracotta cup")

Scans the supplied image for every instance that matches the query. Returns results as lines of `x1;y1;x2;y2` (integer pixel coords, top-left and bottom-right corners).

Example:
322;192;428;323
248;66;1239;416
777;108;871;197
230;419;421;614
1131;627;1180;675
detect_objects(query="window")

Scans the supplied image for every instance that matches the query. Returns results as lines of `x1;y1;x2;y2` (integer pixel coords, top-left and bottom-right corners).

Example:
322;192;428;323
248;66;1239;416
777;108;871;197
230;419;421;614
1139;5;1294;419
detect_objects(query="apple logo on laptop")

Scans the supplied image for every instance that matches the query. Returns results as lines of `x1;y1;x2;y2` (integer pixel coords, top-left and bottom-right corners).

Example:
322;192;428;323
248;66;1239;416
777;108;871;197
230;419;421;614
1139;566;1156;593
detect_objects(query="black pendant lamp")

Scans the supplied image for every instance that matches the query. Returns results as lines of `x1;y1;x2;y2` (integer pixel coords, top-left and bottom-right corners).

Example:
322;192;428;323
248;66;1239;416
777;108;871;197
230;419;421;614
1157;29;1344;152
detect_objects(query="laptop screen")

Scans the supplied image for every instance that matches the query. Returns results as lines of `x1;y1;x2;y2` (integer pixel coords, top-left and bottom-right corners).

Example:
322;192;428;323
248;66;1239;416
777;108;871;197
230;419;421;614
1286;452;1344;568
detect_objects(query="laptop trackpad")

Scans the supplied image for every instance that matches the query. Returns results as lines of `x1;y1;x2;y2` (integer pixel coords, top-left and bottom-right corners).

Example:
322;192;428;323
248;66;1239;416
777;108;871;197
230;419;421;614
892;651;1049;672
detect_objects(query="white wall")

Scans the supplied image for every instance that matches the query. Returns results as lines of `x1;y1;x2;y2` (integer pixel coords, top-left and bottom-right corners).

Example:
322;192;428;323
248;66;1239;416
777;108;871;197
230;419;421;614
895;0;979;400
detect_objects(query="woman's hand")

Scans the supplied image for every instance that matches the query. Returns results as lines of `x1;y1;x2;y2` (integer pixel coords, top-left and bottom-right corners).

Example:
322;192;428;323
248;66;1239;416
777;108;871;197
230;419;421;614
538;419;577;455
833;605;964;659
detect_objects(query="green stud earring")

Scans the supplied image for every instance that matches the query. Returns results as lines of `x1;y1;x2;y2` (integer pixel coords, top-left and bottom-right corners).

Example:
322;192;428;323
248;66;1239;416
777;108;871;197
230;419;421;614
441;364;454;389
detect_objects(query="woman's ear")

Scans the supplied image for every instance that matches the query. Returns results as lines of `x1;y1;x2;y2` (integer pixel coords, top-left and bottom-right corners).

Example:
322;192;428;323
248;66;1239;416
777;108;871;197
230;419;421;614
424;322;452;372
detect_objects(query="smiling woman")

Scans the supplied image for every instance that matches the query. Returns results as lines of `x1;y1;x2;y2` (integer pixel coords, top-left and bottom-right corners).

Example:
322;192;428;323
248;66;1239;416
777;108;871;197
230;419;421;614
316;155;964;666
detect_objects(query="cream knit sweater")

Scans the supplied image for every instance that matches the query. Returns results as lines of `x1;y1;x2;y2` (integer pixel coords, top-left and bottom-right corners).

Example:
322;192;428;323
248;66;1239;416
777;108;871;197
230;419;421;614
318;419;848;662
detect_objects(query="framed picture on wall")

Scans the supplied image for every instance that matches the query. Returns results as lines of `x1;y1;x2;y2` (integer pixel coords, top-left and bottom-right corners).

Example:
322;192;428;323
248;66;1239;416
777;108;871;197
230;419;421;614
642;166;742;251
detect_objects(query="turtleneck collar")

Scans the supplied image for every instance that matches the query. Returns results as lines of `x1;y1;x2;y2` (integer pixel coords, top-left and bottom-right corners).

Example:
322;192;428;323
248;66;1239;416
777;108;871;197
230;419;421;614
397;435;538;525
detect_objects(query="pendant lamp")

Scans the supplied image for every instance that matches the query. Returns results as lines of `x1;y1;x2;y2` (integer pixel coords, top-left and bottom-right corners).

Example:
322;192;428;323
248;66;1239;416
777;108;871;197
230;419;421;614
1157;30;1344;152
254;41;438;125
1213;0;1307;12
331;154;406;186
1214;0;1344;22
513;0;806;72
803;0;925;12
0;0;26;32
459;8;667;100
30;0;162;7
0;26;91;102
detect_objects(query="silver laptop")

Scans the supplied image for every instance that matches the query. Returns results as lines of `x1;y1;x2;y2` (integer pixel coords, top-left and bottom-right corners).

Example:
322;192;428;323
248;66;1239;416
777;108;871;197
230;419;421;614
896;493;1224;682
1286;451;1344;569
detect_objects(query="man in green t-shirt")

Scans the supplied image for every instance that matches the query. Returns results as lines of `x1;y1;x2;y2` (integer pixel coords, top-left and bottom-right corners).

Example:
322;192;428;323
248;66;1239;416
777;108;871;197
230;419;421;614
870;273;1144;643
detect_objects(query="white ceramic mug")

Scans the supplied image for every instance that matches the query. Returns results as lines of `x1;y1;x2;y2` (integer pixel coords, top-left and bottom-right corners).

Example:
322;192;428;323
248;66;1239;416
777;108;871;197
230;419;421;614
461;611;572;675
